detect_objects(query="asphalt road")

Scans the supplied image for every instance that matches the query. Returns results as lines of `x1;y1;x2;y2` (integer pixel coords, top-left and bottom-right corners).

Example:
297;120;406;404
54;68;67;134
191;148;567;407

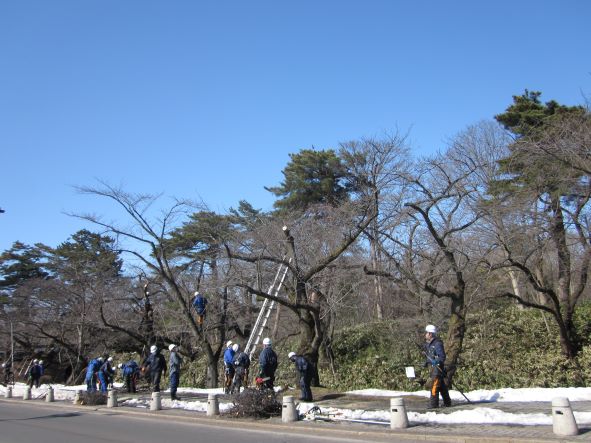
0;401;425;443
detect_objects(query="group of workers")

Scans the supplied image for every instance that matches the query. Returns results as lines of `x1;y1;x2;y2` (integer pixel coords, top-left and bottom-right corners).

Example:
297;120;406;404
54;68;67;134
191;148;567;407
13;322;448;409
84;344;182;400
223;337;314;402
85;355;117;393
1;358;44;388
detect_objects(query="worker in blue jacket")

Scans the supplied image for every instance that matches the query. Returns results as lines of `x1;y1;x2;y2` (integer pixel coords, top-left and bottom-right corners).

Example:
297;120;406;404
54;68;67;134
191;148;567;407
192;291;208;326
258;337;278;390
119;360;140;393
98;357;115;392
85;357;102;392
223;340;235;394
288;351;313;402
423;324;452;408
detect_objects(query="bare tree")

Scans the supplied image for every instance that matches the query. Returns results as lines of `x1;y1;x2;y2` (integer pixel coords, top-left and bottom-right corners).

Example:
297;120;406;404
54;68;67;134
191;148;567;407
71;182;229;387
339;134;410;319
366;135;494;385
226;200;376;383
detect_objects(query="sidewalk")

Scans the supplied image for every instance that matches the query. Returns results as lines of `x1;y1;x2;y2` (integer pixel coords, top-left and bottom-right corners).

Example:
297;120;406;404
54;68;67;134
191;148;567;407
2;389;591;442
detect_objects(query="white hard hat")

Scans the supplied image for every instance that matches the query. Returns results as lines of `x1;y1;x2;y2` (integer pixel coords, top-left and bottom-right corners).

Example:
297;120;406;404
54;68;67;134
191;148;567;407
232;343;240;352
150;345;157;353
97;357;103;362
107;357;113;362
168;344;176;351
1;363;4;368
33;359;39;363
117;363;123;369
263;337;271;346
425;324;437;334
39;360;43;365
288;352;296;359
194;291;200;296
226;340;233;348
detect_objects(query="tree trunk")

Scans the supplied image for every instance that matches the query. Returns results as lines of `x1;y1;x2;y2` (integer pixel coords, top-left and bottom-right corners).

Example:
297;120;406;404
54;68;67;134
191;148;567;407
206;356;219;388
370;230;384;319
443;295;466;388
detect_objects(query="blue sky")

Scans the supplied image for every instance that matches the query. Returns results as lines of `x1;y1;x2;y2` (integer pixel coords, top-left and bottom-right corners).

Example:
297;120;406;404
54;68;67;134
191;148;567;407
1;0;590;252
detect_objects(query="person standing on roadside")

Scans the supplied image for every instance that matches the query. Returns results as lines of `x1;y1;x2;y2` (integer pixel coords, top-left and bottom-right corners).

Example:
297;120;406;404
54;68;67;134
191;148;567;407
231;343;250;394
258;337;278;390
143;345;167;392
288;351;313;402
28;359;42;388
223;340;235;394
423;324;452;409
168;344;182;400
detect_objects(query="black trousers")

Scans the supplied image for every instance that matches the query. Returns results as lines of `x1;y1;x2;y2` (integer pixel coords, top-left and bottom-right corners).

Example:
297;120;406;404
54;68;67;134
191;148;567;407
429;374;451;407
151;371;162;392
299;374;312;401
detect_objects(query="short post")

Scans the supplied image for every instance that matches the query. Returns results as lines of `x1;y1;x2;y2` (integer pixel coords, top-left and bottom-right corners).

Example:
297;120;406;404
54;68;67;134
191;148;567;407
552;397;578;436
73;390;82;405
150;391;161;411
5;386;12;398
207;393;219;416
45;386;54;402
107;389;118;408
23;386;31;400
390;397;409;429
282;395;298;423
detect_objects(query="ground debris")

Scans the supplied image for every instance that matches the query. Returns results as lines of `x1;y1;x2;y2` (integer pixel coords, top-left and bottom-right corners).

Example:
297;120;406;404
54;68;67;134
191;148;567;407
75;391;107;406
225;388;281;418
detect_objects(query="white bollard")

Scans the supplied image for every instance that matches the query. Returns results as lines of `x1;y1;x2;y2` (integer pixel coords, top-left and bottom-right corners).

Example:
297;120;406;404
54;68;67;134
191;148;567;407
390;397;409;429
150;391;161;411
552;397;578;436
5;386;12;398
23;386;31;400
73;390;82;405
282;395;298;423
45;386;54;402
107;390;118;408
207;393;219;416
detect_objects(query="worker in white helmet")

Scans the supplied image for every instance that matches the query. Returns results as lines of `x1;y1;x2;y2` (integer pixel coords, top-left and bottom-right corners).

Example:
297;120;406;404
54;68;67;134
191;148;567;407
258;337;278;390
423;324;451;408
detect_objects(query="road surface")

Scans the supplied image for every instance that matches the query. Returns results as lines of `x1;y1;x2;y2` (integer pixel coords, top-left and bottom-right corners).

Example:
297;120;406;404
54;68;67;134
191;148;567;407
0;401;423;443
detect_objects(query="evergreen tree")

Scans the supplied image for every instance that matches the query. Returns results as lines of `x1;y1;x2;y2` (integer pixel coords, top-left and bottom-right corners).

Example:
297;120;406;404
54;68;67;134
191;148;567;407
490;90;591;359
50;230;122;281
265;149;353;212
0;242;50;290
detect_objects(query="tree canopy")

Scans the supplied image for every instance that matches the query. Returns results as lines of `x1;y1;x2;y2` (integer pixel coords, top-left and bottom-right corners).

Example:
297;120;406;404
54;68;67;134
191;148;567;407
265;149;354;212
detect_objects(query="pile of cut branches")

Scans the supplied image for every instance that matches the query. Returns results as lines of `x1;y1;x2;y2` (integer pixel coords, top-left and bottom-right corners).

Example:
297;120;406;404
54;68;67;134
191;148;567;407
226;388;281;418
75;391;107;406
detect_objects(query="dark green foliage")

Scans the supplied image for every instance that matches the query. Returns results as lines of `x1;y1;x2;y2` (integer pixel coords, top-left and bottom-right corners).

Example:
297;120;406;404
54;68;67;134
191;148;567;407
494;90;583;138
166;211;232;259
455;306;591;389
320;321;424;391
0;242;50;290
491;90;588;197
265;149;354;212
52;230;122;280
321;305;591;392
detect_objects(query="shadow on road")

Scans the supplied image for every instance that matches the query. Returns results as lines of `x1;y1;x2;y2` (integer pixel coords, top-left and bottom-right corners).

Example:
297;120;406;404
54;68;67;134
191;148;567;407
0;412;83;422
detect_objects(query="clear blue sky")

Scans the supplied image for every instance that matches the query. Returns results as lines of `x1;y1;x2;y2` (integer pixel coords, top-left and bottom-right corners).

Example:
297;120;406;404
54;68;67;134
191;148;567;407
1;0;590;252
